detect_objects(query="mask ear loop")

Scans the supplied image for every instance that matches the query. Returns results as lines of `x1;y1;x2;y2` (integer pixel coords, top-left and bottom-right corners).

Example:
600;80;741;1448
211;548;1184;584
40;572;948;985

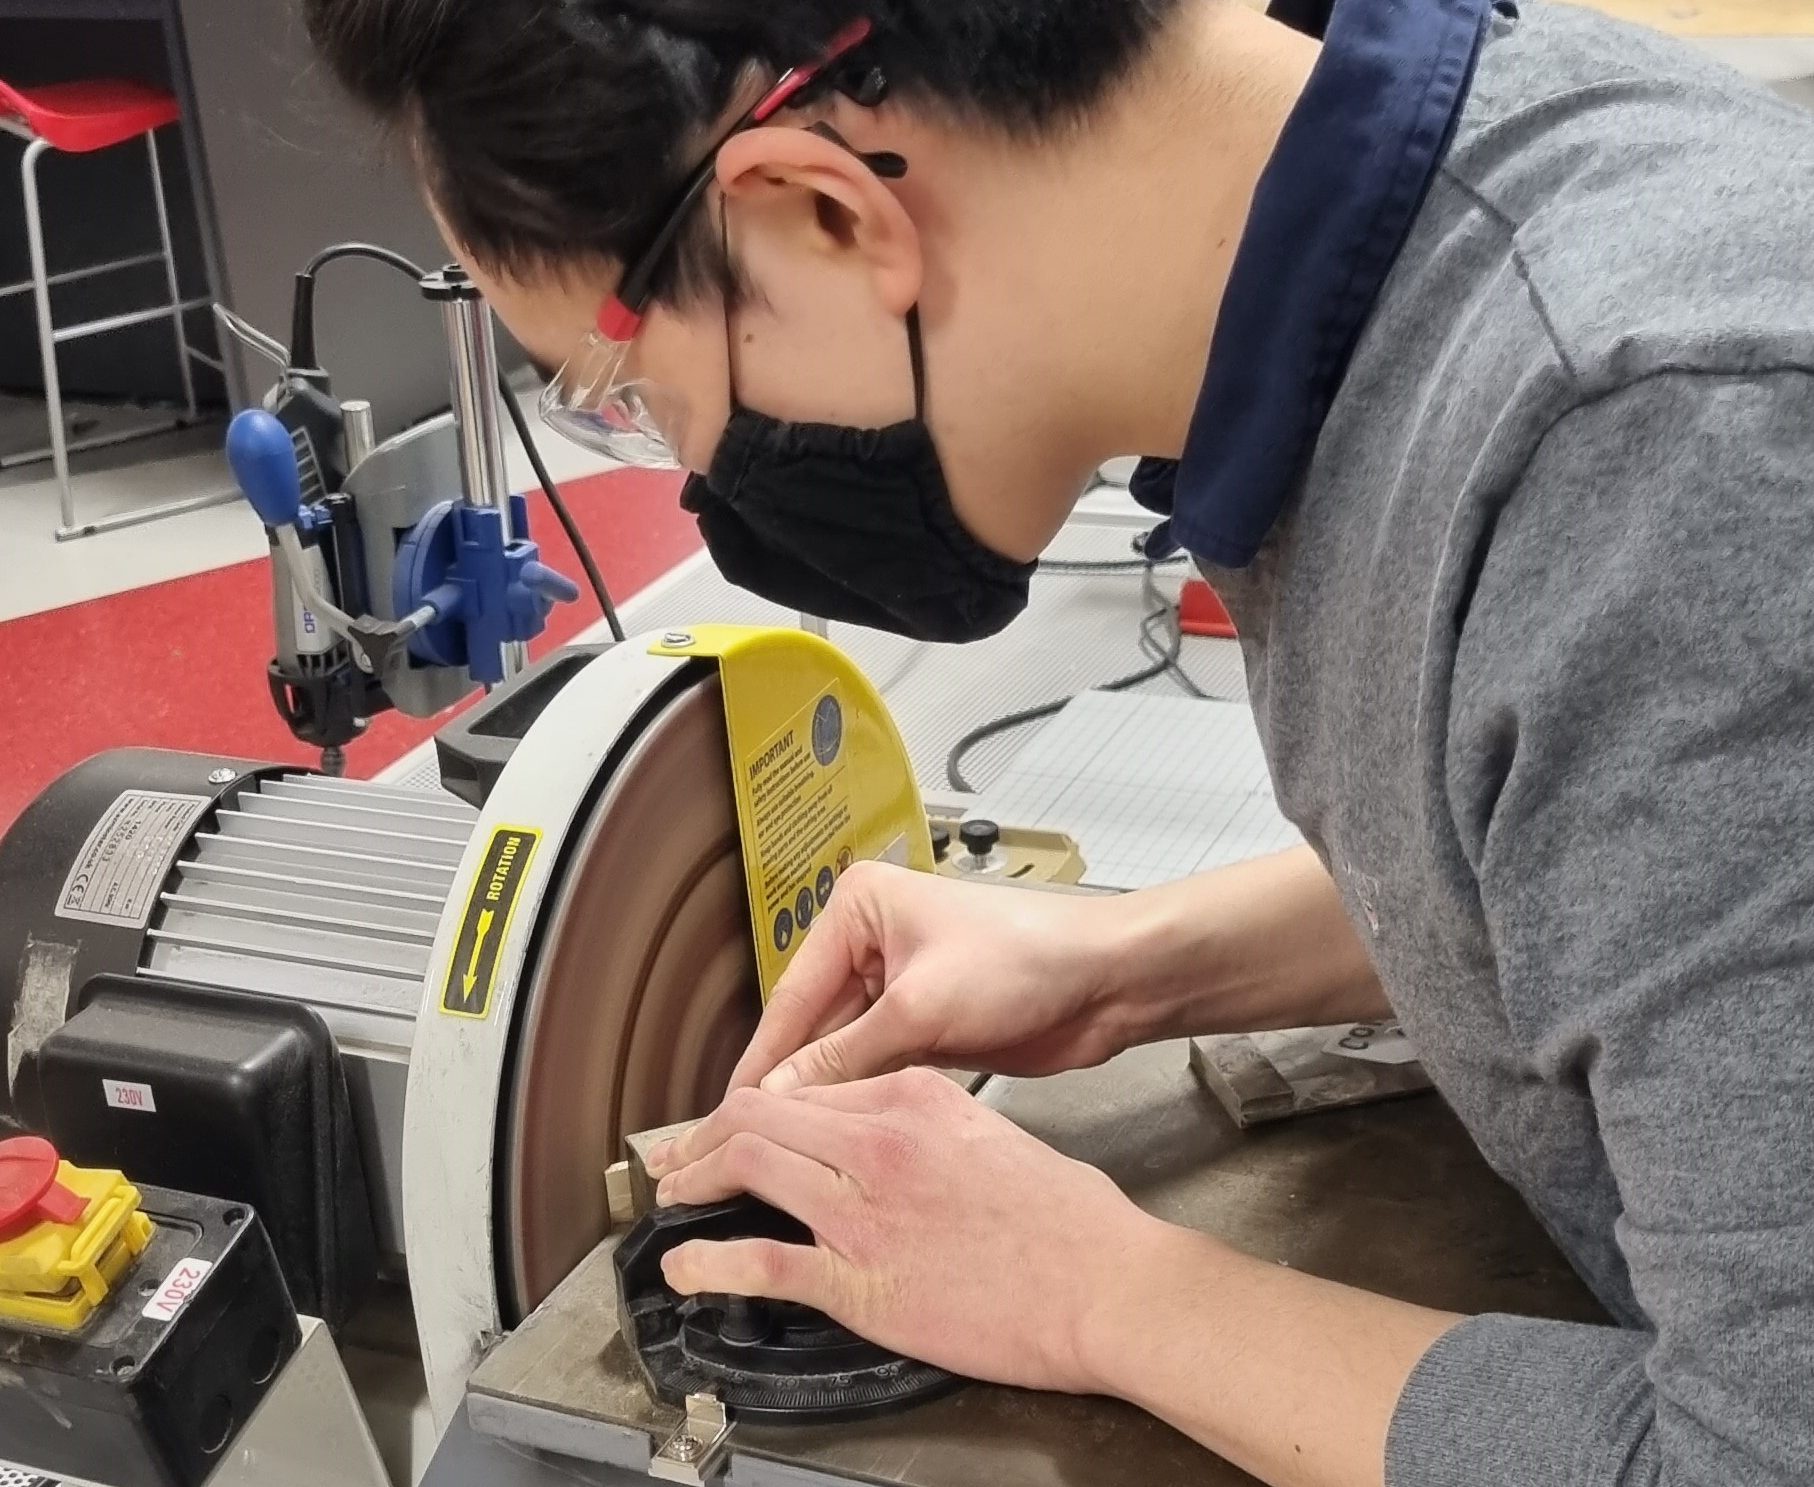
718;191;744;418
905;305;928;420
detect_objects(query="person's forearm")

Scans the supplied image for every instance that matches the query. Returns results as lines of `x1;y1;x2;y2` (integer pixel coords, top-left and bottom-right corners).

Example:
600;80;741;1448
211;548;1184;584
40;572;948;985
1078;1219;1457;1487
1099;845;1389;1043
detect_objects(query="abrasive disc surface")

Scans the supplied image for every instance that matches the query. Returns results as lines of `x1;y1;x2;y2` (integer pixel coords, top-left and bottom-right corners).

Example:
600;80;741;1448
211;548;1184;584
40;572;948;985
500;674;760;1321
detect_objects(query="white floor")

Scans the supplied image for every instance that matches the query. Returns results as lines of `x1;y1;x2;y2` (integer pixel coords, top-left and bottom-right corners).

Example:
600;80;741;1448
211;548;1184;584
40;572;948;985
0;383;615;623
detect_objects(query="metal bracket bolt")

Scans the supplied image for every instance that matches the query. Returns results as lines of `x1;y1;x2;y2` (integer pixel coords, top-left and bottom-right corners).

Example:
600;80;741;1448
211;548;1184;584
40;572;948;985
650;1393;731;1484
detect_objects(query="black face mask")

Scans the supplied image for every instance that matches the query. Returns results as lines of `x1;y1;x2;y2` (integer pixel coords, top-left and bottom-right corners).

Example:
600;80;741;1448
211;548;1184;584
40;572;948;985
680;310;1035;644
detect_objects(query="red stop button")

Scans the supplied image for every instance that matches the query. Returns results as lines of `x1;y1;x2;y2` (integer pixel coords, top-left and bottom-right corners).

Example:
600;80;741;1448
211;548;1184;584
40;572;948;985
0;1135;90;1237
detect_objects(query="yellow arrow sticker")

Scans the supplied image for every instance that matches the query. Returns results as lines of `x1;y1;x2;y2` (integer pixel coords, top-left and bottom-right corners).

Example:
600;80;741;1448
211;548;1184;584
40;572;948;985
442;827;539;1020
464;908;495;998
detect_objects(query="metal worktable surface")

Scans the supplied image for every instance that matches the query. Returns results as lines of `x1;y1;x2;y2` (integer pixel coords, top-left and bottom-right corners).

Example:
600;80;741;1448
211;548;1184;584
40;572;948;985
461;1039;1604;1487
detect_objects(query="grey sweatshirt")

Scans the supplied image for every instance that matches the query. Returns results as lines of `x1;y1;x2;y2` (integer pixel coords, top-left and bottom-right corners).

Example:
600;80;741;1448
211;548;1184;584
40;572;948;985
1203;4;1814;1483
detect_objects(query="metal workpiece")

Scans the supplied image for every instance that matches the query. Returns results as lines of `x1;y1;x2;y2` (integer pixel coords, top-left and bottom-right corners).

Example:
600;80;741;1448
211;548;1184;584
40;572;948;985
469;1041;1604;1487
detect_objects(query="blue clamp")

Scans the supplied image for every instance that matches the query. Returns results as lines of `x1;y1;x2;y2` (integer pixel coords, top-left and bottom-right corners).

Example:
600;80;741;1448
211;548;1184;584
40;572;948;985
393;496;580;685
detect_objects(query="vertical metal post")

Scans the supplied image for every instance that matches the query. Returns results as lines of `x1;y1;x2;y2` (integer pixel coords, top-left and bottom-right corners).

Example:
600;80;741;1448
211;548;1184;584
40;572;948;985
423;265;526;679
20;138;74;531
146;127;198;420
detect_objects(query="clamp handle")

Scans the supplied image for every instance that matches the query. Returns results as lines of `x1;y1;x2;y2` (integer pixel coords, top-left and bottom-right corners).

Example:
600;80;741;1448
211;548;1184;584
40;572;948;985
519;559;581;607
226;409;306;529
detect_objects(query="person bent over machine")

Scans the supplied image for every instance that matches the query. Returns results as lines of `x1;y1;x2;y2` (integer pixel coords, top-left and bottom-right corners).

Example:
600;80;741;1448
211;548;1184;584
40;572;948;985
299;0;1814;1482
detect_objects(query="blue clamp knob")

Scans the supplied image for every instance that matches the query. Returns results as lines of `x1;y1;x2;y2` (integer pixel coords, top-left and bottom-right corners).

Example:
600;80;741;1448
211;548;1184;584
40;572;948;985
226;409;306;529
521;559;581;606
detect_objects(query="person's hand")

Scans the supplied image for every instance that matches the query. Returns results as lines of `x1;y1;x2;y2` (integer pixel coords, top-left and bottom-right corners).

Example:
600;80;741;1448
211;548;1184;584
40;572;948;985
647;1068;1167;1394
727;861;1138;1094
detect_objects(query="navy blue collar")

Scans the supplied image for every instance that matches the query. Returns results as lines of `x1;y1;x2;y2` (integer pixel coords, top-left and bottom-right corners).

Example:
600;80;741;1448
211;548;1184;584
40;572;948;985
1134;0;1494;566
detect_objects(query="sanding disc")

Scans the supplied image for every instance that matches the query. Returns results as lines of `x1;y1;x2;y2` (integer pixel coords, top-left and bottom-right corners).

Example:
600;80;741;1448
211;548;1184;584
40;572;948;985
498;672;761;1322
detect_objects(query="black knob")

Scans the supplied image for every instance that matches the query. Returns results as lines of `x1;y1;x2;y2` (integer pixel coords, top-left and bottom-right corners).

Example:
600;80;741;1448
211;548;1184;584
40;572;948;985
718;1296;772;1346
959;820;1000;860
929;822;951;862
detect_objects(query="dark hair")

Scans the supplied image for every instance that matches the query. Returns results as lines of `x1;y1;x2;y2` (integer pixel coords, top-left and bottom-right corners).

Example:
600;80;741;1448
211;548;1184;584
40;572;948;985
303;0;1180;303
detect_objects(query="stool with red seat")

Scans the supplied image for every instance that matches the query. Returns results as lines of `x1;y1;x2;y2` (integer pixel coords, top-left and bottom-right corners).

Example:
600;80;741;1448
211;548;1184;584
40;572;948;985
0;77;228;540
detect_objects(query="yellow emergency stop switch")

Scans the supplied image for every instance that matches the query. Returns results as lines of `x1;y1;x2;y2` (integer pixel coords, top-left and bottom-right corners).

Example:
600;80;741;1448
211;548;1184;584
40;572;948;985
0;1136;153;1332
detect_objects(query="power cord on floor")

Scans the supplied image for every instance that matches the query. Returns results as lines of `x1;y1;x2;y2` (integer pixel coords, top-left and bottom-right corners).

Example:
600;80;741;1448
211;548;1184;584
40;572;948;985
945;557;1215;793
286;242;625;640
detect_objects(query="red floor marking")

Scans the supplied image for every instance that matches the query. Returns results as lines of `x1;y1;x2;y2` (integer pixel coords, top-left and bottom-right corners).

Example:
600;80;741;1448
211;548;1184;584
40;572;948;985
0;468;699;838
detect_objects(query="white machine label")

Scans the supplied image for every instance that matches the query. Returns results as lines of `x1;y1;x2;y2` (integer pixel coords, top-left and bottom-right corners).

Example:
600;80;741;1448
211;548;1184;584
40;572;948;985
103;1079;157;1113
143;1258;213;1322
56;790;211;928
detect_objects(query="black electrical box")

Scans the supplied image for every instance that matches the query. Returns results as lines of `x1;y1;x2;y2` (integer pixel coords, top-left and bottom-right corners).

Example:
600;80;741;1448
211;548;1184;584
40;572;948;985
28;977;377;1329
0;1185;300;1487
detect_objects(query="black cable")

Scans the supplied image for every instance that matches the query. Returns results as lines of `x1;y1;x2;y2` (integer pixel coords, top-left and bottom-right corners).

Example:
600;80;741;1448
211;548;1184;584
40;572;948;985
300;242;430;280
1038;553;1189;573
1036;528;1187;574
945;564;1207;792
500;381;626;640
290;240;625;640
289;243;430;371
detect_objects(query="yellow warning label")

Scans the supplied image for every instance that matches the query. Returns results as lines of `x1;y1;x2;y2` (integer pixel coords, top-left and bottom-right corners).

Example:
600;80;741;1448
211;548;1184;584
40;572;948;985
441;826;540;1020
746;688;856;965
651;626;934;998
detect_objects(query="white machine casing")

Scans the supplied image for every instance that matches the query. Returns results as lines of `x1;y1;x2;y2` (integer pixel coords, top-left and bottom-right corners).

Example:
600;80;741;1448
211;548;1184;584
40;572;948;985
406;642;701;1422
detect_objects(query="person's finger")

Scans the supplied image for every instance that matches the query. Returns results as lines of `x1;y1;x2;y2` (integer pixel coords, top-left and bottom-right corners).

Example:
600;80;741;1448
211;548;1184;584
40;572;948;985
786;1066;962;1113
761;993;926;1093
726;882;880;1091
726;979;868;1094
655;1130;843;1219
647;1085;866;1178
660;1237;834;1309
778;1071;917;1113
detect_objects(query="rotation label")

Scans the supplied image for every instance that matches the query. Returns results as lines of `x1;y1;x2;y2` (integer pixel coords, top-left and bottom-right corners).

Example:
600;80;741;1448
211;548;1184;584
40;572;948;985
441;825;540;1020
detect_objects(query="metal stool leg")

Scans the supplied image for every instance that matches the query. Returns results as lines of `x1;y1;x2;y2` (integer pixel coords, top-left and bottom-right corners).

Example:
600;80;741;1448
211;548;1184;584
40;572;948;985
18;135;76;532
146;125;197;421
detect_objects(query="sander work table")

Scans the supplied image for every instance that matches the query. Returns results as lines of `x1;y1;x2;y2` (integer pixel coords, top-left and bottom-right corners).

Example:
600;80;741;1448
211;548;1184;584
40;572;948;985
444;1040;1604;1487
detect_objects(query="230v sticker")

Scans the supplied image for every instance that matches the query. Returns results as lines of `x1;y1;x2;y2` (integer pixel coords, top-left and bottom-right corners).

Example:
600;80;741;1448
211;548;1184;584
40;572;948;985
441;826;540;1020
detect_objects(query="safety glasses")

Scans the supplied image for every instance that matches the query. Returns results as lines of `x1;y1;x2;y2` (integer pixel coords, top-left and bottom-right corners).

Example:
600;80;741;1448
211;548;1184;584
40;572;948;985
539;19;875;469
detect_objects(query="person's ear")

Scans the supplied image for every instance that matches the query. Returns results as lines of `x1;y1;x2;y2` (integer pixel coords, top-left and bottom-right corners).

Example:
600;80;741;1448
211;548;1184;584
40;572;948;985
715;126;921;315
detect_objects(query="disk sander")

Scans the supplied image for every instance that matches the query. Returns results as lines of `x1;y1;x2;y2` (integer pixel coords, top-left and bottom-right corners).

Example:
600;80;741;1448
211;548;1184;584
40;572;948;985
0;626;996;1426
